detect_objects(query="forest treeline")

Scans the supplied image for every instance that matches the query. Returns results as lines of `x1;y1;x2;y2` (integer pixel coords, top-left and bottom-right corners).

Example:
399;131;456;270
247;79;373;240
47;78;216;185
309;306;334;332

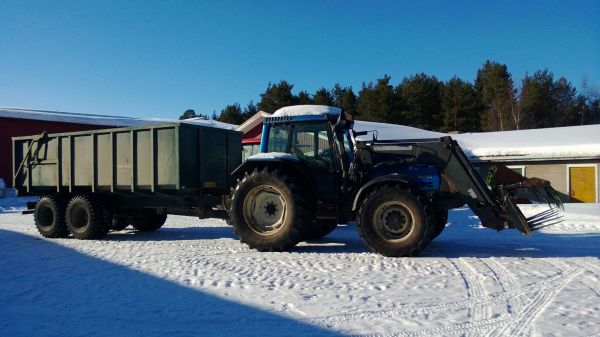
181;60;600;132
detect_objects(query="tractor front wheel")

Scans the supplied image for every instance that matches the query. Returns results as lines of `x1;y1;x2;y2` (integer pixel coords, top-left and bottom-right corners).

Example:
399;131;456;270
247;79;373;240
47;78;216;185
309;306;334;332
357;185;432;257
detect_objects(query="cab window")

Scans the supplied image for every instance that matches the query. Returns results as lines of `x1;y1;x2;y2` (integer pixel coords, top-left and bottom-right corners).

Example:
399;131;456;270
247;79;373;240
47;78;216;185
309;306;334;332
292;124;332;168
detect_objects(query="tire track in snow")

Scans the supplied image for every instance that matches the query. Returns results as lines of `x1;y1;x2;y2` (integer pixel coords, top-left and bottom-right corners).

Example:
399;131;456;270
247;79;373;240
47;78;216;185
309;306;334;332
488;265;581;337
366;266;582;337
486;257;522;313
309;266;570;328
448;257;487;330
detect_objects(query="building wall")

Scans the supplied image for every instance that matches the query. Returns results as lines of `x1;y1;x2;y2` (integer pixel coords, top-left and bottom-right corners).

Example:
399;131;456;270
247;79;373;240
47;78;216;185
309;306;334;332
0;117;111;187
499;160;600;203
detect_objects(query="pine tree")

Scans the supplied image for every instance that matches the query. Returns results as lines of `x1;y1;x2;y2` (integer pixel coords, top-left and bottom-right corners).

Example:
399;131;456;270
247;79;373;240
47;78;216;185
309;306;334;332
441;77;481;132
475;61;516;131
552;77;577;126
297;91;312;105
332;84;357;114
397;73;442;130
217;103;244;125
242;100;259;121
357;75;399;122
520;69;554;129
313;87;334;106
179;109;198;120
258;81;298;113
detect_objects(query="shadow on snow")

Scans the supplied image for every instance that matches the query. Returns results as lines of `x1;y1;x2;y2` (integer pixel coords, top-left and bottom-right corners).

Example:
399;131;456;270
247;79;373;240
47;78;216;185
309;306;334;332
0;229;343;337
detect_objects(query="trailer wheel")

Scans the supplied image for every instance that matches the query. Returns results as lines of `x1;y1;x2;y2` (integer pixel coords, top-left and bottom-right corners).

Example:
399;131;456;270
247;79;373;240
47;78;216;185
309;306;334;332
66;195;109;240
357;185;432;257
303;219;337;241
229;168;310;251
131;209;167;232
34;195;69;238
429;210;449;240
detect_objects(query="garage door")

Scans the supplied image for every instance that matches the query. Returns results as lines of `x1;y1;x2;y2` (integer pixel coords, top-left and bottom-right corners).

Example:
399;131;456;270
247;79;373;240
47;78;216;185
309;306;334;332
569;166;597;203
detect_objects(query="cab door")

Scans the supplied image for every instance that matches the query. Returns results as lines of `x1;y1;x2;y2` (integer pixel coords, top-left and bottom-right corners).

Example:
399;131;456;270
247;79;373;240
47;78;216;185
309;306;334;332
291;123;337;206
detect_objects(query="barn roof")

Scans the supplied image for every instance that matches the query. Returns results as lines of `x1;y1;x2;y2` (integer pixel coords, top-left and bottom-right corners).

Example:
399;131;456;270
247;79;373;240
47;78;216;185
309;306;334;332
452;124;600;162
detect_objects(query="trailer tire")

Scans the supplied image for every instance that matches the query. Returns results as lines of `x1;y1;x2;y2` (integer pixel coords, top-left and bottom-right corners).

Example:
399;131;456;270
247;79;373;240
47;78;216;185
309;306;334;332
357;185;432;257
303;219;337;241
34;195;69;238
131;210;167;232
66;195;109;240
229;168;310;251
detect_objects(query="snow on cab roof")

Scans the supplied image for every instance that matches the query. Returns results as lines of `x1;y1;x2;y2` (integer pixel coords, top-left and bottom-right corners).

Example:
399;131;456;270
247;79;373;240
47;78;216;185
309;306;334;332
272;105;342;117
453;124;600;161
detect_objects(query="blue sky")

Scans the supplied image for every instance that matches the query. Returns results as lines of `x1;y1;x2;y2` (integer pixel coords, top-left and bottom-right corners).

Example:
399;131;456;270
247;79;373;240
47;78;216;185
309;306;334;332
1;0;599;119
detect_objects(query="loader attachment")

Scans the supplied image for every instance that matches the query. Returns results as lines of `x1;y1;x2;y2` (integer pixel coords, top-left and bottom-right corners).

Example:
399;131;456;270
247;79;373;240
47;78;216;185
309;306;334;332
491;164;564;234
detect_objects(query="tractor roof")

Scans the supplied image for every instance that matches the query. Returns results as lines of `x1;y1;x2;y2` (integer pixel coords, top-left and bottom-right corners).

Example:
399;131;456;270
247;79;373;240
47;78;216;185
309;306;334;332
266;105;342;123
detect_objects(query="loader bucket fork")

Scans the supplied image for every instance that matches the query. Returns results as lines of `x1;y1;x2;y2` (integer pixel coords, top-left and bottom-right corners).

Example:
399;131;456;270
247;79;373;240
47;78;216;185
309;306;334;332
491;164;564;234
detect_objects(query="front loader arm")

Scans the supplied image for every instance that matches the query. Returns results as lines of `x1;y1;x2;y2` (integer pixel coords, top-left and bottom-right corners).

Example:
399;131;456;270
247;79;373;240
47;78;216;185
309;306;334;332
366;136;562;234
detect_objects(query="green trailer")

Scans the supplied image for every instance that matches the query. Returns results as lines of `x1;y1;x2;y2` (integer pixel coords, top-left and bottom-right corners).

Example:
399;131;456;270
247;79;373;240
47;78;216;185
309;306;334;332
12;122;242;239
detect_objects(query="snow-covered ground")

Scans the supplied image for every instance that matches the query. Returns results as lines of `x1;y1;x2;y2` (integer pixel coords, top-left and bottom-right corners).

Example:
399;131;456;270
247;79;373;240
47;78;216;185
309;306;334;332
0;197;598;337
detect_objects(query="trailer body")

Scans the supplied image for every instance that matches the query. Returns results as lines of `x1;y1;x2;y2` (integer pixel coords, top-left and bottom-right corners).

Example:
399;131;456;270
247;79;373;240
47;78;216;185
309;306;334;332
13;123;242;218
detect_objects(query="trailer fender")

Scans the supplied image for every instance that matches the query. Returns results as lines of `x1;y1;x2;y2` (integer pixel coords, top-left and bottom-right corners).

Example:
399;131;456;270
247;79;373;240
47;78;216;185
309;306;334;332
352;174;412;211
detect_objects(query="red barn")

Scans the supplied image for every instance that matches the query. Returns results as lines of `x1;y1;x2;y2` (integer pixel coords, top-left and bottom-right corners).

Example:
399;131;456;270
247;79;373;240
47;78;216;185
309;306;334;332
0;108;159;187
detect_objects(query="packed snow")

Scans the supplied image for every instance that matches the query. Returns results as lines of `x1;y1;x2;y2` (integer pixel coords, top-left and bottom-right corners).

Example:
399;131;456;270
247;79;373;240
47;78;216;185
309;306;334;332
1;197;598;336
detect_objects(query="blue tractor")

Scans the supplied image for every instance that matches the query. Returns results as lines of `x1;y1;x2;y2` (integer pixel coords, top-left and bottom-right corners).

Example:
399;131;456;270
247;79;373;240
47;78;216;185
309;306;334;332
229;105;561;256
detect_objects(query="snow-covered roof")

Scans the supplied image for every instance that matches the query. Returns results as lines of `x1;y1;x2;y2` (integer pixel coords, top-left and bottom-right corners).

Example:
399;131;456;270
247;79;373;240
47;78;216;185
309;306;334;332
0;107;167;127
0;107;239;131
354;120;446;140
236;111;270;133
272;105;341;117
180;117;238;130
453;124;600;162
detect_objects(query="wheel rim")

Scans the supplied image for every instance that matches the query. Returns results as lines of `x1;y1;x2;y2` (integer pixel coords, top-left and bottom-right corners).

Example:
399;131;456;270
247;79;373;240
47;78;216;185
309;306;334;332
37;204;55;229
243;185;287;235
70;204;90;231
372;201;414;241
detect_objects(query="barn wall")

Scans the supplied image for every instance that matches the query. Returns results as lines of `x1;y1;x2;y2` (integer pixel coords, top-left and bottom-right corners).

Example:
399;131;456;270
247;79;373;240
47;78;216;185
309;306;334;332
491;159;600;203
0;117;112;187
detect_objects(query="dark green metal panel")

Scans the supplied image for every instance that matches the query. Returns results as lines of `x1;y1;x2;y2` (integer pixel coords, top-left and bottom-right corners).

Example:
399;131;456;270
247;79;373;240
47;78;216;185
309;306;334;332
12;123;243;197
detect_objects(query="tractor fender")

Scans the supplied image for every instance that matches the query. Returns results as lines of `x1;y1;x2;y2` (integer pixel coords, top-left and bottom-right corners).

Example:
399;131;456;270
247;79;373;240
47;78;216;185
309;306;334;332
231;154;315;195
352;174;412;211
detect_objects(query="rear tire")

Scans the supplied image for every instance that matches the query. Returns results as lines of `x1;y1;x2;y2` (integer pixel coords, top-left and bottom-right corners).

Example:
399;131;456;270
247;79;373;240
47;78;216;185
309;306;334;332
357;185;432;257
66;195;109;240
34;195;69;238
131;209;167;232
229;168;310;251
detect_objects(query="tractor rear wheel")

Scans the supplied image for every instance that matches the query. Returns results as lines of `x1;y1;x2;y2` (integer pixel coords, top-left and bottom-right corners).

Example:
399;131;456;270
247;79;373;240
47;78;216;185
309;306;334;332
229;168;310;251
34;195;69;238
357;185;432;257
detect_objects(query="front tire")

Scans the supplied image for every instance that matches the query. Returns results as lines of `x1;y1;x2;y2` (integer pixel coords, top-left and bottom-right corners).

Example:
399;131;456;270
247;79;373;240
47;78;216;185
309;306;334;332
229;168;310;251
357;185;432;257
34;195;69;238
429;210;449;240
